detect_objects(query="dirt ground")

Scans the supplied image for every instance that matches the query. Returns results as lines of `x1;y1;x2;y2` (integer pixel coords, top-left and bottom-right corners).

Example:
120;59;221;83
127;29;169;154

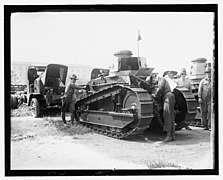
10;107;214;170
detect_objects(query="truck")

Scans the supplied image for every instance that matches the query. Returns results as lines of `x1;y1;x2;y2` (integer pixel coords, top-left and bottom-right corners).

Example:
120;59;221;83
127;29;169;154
24;64;68;117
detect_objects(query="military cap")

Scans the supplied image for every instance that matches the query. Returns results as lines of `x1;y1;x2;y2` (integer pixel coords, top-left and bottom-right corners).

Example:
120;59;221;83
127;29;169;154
70;74;78;80
163;70;178;77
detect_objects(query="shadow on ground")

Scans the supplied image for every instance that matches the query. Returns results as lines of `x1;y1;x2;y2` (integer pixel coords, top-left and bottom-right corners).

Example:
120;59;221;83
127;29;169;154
123;127;211;145
11;106;211;145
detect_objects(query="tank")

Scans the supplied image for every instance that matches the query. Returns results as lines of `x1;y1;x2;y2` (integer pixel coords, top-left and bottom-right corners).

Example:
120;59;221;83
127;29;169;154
75;50;198;139
189;58;207;100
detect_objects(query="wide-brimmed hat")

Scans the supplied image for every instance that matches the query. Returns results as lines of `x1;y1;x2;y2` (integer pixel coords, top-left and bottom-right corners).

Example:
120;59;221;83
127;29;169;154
205;63;211;73
163;70;177;77
180;68;187;75
70;74;78;80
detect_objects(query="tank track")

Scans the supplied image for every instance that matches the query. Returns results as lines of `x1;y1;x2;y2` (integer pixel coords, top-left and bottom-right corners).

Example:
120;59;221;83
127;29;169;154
81;123;136;139
75;85;154;139
189;121;203;127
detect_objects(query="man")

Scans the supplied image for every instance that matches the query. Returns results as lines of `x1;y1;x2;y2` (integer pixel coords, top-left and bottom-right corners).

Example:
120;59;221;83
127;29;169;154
175;68;192;92
198;64;211;130
156;77;176;142
61;74;86;126
164;70;191;130
163;70;178;92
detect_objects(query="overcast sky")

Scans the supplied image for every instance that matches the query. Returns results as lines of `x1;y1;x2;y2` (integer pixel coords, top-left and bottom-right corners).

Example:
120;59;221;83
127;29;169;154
11;11;214;75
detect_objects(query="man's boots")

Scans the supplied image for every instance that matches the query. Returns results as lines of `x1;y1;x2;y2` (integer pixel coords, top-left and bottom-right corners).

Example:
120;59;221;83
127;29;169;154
62;112;67;125
171;131;175;141
171;125;175;141
163;132;172;142
71;113;75;125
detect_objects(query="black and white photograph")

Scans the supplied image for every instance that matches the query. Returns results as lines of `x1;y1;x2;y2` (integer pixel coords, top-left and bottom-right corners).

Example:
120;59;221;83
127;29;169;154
3;1;221;178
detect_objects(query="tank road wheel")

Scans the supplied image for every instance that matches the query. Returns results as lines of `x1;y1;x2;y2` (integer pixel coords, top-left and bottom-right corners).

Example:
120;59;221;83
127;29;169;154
30;98;40;118
123;92;140;112
74;109;81;122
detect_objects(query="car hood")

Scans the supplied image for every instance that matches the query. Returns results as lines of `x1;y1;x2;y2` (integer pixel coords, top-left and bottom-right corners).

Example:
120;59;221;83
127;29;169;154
41;64;68;85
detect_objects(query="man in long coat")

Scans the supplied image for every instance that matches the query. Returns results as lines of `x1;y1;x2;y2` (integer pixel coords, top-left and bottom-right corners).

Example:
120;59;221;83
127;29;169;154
156;77;176;142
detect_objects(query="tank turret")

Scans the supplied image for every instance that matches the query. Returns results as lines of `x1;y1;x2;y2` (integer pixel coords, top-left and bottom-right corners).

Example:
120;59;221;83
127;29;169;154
110;50;147;72
189;58;209;100
87;50;153;92
114;50;133;58
189;58;207;80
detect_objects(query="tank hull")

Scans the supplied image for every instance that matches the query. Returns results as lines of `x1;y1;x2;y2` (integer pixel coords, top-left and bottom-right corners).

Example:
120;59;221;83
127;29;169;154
75;85;154;138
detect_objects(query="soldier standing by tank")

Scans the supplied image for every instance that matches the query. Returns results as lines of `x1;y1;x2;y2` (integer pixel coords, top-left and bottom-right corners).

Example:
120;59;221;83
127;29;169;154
156;77;176;142
198;64;211;130
164;70;192;131
163;71;178;92
61;74;86;126
176;68;192;92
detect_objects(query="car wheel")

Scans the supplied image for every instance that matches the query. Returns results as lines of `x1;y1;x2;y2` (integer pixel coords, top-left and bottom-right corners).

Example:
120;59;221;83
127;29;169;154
30;98;40;118
11;95;18;109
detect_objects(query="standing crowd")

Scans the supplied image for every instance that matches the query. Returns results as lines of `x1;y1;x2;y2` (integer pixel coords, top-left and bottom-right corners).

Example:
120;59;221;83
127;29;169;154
154;64;212;142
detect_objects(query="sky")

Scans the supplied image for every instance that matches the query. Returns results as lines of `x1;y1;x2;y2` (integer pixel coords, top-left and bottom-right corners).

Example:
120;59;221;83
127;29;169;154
11;11;214;76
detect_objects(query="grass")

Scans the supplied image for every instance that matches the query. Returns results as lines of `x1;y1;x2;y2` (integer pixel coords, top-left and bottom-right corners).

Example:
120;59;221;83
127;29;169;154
11;104;33;117
11;104;62;117
11;105;93;137
146;159;181;169
43;116;93;136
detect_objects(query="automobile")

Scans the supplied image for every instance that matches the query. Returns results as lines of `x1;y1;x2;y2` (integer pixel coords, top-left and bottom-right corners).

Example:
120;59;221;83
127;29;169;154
25;64;68;117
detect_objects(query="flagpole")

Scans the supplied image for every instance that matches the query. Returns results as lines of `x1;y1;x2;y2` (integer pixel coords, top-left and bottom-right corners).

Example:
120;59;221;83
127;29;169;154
137;29;141;58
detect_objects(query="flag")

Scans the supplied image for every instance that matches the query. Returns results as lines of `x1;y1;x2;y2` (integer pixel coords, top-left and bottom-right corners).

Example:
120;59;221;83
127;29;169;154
137;30;142;41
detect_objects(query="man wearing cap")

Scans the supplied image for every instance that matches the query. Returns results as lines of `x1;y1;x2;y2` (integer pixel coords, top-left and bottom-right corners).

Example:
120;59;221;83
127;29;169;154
174;68;192;131
176;68;192;92
198;64;211;130
156;77;176;142
61;74;86;126
164;70;192;130
163;71;178;92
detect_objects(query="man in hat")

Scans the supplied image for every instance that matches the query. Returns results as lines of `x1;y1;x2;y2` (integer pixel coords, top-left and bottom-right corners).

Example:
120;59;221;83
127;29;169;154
163;70;178;79
164;70;192;130
198;64;211;130
156;77;176;142
61;74;86;126
174;68;192;130
163;71;178;92
175;68;192;92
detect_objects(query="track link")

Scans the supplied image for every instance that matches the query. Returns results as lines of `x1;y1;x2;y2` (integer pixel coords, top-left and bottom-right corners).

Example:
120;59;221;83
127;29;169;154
83;123;135;139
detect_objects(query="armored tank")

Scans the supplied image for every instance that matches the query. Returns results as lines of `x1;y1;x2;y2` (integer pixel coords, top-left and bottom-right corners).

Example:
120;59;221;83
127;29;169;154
75;50;197;139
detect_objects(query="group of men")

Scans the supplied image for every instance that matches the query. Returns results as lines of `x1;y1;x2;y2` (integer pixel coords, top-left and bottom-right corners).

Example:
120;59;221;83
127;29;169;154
61;64;212;142
156;64;212;142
